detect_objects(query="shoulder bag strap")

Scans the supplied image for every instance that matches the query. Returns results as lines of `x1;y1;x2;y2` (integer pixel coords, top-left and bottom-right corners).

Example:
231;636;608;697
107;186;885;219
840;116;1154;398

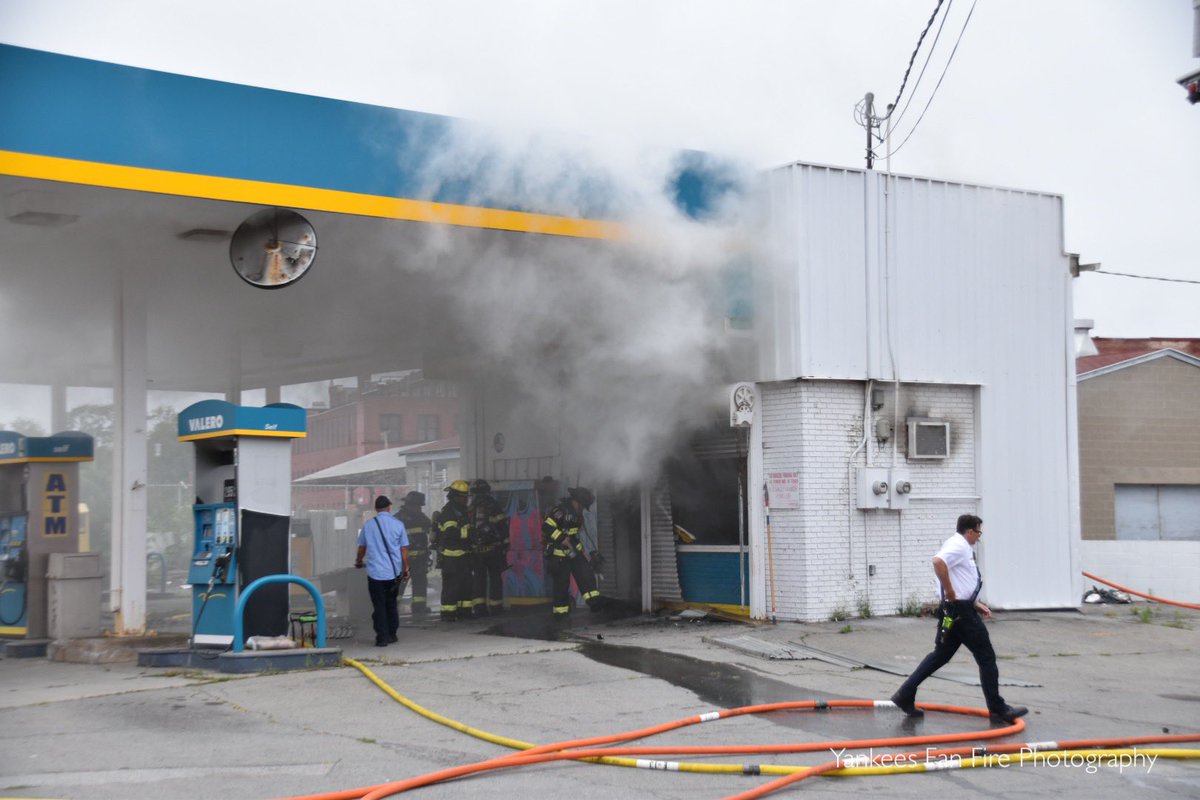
374;517;400;580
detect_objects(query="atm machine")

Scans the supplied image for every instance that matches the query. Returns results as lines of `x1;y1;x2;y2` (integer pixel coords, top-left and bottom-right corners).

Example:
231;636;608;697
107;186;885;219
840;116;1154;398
177;401;306;648
0;430;95;640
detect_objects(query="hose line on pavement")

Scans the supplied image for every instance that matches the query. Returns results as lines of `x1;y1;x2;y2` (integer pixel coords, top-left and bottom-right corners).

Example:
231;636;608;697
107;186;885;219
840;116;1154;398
274;658;1200;800
1082;570;1200;610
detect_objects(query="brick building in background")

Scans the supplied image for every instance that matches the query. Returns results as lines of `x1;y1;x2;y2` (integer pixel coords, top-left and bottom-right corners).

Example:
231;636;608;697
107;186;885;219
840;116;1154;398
1076;336;1200;603
292;372;459;511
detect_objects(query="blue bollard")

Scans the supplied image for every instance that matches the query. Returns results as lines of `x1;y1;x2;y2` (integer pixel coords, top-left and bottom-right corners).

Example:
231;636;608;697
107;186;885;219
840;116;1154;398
232;574;325;653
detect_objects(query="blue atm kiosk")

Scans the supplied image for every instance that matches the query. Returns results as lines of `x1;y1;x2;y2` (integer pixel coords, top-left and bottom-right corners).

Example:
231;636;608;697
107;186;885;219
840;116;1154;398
0;431;95;640
178;402;305;648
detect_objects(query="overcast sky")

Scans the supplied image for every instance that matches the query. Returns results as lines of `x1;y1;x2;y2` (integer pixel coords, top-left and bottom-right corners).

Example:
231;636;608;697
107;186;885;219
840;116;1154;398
2;0;1198;338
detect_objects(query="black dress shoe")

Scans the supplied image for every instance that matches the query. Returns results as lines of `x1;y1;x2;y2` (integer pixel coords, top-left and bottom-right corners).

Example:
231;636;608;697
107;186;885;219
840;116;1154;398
374;640;387;647
990;705;1028;723
387;634;398;644
890;692;924;718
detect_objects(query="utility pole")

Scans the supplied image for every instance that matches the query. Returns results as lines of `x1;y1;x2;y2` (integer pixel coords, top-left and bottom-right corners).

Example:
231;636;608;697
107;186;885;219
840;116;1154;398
864;92;876;169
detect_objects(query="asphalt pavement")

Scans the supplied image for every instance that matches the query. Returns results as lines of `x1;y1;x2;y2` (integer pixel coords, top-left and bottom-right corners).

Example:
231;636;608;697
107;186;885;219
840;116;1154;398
2;601;1198;800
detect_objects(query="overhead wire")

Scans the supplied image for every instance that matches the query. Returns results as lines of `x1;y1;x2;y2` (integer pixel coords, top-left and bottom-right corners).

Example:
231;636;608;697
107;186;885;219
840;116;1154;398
1089;270;1200;285
882;0;949;121
882;0;980;158
885;0;955;133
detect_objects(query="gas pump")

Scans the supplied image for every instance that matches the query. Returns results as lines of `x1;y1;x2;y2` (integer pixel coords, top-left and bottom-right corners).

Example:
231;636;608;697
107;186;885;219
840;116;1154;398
0;430;94;639
0;513;30;631
178;401;305;648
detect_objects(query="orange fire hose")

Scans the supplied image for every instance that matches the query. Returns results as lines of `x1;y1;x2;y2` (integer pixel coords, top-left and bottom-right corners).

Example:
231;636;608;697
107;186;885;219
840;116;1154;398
278;664;1200;800
1083;570;1200;610
283;699;1026;800
728;730;1200;800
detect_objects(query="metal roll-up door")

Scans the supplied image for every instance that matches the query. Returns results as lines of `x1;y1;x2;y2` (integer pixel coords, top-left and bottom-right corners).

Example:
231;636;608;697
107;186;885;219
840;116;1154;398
650;477;682;602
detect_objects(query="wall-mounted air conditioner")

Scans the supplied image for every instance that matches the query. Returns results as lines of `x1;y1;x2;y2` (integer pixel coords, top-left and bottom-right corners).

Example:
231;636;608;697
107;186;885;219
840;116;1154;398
907;418;949;460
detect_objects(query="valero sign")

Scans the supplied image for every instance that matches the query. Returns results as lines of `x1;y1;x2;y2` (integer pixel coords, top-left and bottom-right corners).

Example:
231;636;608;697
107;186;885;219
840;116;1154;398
177;400;306;442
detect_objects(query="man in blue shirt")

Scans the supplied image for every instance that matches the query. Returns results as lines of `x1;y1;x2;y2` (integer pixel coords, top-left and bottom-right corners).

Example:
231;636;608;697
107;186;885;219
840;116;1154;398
355;496;409;647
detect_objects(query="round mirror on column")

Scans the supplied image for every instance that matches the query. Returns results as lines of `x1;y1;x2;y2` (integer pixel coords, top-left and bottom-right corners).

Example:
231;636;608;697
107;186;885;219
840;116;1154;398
229;208;317;289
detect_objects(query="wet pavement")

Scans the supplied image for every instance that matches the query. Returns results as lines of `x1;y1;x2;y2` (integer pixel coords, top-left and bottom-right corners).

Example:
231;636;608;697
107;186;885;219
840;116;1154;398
1;602;1198;799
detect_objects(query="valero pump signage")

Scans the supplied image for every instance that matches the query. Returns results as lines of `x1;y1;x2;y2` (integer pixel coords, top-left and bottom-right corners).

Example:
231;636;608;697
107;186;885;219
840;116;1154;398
177;400;307;442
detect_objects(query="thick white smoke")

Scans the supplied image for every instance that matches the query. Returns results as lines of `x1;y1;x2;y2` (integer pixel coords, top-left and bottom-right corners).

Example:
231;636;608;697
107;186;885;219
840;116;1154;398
394;124;751;485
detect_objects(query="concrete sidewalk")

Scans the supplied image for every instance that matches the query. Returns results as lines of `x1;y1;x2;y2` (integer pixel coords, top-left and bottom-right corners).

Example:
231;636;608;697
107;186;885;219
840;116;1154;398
1;602;1198;799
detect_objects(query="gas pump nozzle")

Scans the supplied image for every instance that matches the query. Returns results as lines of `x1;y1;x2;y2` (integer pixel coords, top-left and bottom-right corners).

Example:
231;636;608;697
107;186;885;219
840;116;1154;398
212;548;232;582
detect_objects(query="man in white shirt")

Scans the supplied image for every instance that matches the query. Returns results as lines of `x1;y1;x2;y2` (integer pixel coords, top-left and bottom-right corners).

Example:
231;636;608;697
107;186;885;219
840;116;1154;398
891;514;1028;724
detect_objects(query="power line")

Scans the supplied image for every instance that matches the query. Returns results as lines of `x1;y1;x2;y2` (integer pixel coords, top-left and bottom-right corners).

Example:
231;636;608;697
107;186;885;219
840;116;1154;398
883;0;979;158
1092;270;1200;285
882;0;949;121
886;0;956;134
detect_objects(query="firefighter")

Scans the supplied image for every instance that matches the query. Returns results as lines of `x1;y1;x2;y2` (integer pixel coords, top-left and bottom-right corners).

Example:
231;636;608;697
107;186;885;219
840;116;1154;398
543;486;606;621
395;490;433;616
469;479;509;617
432;480;472;621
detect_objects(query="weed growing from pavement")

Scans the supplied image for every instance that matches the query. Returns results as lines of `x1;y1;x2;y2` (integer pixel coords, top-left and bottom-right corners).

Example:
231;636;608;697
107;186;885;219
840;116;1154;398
829;606;850;622
1132;606;1155;624
839;625;853;634
896;596;924;617
1163;610;1191;630
857;596;873;619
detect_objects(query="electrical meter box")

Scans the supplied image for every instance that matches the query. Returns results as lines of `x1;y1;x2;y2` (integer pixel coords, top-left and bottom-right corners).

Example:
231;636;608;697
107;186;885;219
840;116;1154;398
0;430;95;640
855;467;890;510
178;401;306;648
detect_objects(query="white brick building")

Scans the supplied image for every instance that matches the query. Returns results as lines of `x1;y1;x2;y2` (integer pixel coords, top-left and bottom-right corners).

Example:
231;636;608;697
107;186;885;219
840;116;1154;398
738;164;1081;621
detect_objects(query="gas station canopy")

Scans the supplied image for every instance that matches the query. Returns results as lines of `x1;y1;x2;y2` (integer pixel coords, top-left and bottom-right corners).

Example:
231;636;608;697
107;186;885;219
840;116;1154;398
0;43;738;395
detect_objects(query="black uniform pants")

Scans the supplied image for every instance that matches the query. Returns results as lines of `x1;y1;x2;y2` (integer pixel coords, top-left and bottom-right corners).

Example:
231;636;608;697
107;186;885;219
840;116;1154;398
895;601;1007;714
473;548;507;612
367;576;399;643
548;554;599;616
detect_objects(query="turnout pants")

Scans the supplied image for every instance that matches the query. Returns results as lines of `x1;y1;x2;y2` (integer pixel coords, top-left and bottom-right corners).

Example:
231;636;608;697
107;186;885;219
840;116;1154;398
547;554;600;616
894;601;1007;714
367;576;399;644
472;548;507;614
439;555;473;619
408;551;428;613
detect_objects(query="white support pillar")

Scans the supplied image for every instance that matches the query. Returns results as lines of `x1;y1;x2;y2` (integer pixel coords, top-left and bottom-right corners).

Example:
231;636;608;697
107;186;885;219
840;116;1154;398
111;272;148;635
224;337;243;404
747;386;767;620
639;481;653;613
51;383;67;433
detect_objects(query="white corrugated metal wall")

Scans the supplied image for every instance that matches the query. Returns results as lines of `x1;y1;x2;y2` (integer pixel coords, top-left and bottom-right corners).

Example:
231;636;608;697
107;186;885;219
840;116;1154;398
756;164;1078;611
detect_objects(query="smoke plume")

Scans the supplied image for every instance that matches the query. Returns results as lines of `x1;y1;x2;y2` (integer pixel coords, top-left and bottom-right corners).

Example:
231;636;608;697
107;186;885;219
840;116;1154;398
395;124;750;486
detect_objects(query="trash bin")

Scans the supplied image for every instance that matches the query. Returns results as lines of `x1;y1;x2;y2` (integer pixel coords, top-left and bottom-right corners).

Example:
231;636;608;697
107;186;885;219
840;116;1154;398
46;552;103;640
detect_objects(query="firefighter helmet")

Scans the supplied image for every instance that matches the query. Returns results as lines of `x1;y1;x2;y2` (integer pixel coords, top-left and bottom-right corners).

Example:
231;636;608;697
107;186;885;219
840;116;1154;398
470;479;491;495
568;486;595;509
446;480;470;497
403;490;426;506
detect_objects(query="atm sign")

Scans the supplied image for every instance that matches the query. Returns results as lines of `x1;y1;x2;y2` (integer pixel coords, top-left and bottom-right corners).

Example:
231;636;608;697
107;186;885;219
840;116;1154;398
43;472;69;537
